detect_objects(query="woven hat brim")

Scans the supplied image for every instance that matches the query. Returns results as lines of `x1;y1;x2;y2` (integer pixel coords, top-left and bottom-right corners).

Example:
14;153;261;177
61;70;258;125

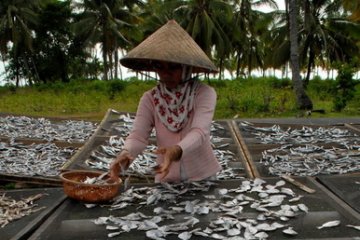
120;20;218;73
121;58;217;73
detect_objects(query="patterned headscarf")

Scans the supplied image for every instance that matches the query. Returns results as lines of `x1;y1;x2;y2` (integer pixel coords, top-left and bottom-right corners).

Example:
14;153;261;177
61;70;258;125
151;71;199;132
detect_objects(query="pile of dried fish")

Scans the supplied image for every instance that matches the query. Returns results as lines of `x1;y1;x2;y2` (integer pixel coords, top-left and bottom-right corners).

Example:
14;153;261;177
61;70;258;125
85;136;157;178
0;193;45;228
0;139;76;177
111;113;230;141
86;135;243;180
83;172;110;185
110;113;156;138
0;116;96;142
86;114;243;180
261;144;360;176
215;149;243;180
239;121;358;145
93;179;315;239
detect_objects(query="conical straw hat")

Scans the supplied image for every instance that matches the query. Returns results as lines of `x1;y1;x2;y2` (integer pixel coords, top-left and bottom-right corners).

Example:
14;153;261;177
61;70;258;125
120;20;218;73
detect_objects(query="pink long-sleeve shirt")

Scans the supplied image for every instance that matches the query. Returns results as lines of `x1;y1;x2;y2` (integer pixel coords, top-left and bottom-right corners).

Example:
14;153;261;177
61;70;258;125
123;82;222;183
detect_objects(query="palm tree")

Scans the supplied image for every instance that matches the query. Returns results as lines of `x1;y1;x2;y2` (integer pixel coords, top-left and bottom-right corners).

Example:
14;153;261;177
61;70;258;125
267;0;359;86
288;0;313;110
0;0;40;86
173;0;233;78
299;0;360;86
73;0;142;80
231;0;277;78
342;0;360;21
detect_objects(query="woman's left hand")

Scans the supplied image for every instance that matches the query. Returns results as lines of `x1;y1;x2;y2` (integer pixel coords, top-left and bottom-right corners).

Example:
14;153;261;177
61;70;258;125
153;145;182;179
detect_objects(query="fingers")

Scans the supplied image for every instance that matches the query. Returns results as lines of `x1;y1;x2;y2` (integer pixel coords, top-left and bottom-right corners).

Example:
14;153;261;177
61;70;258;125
152;145;182;180
154;147;166;155
153;157;171;179
109;163;120;181
152;165;170;179
109;152;133;180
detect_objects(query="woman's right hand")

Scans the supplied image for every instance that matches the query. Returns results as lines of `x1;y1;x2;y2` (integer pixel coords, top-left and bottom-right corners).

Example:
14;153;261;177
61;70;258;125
109;150;133;181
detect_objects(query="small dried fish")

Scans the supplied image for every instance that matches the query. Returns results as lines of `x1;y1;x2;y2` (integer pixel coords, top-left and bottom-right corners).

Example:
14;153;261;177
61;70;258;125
0;193;46;228
0;116;96;142
107;231;123;237
83;172;109;185
297;203;309;213
261;144;360;176
86;119;244;180
178;231;192;240
0;140;76;177
283;227;298;235
346;225;360;231
146;229;168;240
92;178;314;239
317;220;341;229
84;203;97;208
240;122;358;145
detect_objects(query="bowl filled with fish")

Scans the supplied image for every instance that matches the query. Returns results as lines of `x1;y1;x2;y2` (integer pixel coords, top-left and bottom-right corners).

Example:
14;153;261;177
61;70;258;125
60;170;122;203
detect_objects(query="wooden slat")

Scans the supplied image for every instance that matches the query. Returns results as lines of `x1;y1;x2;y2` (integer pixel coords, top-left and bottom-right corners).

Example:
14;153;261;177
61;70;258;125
9;192;66;240
0;174;62;187
281;175;316;193
61;109;113;171
309;177;360;221
344;123;360;134
228;120;258;178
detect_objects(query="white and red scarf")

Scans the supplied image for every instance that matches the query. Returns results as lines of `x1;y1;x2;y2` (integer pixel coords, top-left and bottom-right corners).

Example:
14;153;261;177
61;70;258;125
151;80;199;132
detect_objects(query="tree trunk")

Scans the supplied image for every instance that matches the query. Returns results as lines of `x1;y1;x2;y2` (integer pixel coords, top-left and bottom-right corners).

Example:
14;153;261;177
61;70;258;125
102;33;108;80
218;58;224;80
109;51;113;80
23;57;33;86
102;48;108;80
236;52;241;78
114;49;118;79
15;58;20;87
304;48;314;87
288;0;313;110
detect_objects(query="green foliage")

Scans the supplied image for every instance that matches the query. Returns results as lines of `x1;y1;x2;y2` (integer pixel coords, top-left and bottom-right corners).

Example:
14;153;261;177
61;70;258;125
267;77;292;89
307;77;334;101
88;80;108;92
108;80;127;100
0;77;359;120
213;78;298;118
1;0;360;88
5;83;17;94
331;63;358;112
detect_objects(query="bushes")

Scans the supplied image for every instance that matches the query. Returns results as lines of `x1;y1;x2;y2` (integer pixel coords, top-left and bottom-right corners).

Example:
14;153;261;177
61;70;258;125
331;64;358;112
213;78;296;118
308;77;333;100
0;76;359;120
33;79;128;97
267;77;292;89
108;80;126;99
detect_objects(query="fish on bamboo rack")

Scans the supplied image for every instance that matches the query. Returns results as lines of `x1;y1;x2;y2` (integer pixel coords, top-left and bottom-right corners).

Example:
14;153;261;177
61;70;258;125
86;135;243;180
92;179;317;239
261;144;360;176
240;121;358;145
0;116;96;143
0;193;46;228
86;136;158;177
0;139;76;177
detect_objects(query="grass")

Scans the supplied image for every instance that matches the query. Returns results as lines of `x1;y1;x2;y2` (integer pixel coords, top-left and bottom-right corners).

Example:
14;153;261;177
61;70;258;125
0;77;359;121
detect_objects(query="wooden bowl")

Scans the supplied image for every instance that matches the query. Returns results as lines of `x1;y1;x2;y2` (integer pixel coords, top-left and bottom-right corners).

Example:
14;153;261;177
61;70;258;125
60;170;122;203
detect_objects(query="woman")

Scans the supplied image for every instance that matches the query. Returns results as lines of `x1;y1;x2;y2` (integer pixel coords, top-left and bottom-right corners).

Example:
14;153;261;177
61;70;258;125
109;20;221;183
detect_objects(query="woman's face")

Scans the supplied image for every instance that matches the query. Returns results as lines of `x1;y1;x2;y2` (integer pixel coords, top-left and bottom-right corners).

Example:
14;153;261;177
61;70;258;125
155;62;182;89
